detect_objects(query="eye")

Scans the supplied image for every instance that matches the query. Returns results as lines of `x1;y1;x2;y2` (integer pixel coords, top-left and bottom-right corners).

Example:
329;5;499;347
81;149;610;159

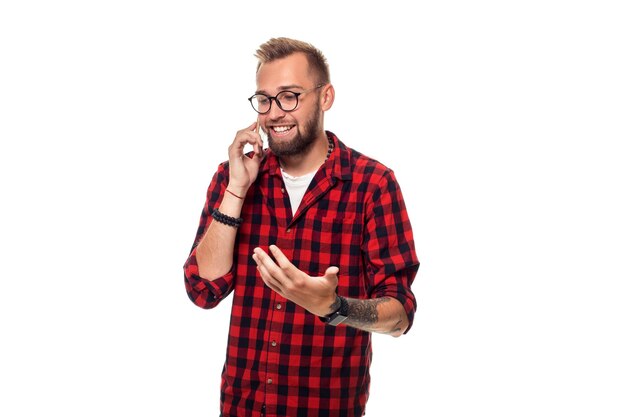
256;96;270;105
278;91;297;102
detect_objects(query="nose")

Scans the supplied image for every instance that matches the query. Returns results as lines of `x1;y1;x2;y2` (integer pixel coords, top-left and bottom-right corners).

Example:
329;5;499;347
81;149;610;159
266;98;286;120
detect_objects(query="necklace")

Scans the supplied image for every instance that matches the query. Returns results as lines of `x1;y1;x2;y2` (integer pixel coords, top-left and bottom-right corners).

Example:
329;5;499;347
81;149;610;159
325;136;334;161
280;138;333;179
280;136;334;172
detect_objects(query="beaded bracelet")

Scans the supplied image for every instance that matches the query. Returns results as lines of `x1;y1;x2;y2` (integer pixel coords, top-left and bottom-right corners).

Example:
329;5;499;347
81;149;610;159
211;208;244;228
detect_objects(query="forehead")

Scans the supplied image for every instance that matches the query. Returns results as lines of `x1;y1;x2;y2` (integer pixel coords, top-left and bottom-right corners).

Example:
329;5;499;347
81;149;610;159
256;53;313;92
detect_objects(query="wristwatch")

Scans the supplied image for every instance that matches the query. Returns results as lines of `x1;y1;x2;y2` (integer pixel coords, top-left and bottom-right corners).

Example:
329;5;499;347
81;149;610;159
322;295;349;326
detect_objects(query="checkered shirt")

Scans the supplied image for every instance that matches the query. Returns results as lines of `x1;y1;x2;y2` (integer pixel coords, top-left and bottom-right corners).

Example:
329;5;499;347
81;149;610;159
184;132;419;417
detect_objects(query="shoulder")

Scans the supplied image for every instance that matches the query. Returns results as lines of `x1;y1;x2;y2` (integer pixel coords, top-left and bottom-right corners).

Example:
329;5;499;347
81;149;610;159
335;137;395;188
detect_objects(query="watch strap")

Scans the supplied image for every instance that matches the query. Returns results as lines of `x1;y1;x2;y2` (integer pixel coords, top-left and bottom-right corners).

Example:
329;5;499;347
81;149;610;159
322;295;349;326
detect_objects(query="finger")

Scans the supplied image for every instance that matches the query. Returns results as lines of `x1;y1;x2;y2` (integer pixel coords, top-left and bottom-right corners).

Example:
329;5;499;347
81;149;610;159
254;247;287;285
234;130;260;146
324;266;340;286
231;123;258;149
247;128;264;151
253;135;264;159
254;145;264;160
252;247;271;264
268;245;293;270
252;118;265;155
260;272;283;296
252;248;279;275
230;132;262;157
253;255;283;292
325;266;339;277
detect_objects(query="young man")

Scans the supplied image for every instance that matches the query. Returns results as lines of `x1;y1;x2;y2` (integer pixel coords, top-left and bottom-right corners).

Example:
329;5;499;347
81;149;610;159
184;37;419;417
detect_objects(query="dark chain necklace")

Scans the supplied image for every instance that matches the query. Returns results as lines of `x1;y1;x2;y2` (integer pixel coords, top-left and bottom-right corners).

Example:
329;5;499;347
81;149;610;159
279;136;334;173
325;136;334;161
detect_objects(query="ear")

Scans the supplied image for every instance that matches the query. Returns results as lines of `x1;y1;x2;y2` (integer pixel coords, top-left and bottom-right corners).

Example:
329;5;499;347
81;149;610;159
320;84;335;111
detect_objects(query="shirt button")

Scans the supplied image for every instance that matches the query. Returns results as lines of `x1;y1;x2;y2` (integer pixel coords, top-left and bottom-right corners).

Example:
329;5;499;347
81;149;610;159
271;340;277;347
281;188;285;193
276;303;282;310
286;228;291;233
267;378;273;384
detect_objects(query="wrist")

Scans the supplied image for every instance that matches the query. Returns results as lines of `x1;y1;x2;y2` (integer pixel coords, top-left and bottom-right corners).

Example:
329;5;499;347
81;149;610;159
226;184;248;199
320;295;349;326
324;295;342;317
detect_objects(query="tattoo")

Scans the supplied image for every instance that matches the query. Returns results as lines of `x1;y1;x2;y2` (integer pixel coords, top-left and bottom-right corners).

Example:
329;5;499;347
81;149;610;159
328;296;342;313
339;297;407;336
344;297;391;329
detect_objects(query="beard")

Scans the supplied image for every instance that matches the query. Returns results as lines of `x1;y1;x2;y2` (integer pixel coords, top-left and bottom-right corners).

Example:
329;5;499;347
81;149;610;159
266;102;322;157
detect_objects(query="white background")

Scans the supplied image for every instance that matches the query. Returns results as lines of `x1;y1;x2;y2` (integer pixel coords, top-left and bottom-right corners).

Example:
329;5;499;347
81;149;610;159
1;1;625;416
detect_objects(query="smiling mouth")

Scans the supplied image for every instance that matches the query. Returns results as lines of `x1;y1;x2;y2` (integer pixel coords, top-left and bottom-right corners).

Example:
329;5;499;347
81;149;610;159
270;125;295;134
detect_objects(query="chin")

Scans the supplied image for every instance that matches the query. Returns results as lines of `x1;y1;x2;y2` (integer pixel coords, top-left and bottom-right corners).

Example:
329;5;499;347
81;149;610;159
268;132;315;157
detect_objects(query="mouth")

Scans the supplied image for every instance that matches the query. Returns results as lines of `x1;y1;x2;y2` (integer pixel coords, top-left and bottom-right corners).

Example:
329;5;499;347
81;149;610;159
269;124;296;137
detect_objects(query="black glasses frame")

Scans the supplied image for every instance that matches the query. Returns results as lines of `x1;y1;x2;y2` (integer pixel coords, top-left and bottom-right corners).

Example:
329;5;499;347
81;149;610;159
248;84;325;114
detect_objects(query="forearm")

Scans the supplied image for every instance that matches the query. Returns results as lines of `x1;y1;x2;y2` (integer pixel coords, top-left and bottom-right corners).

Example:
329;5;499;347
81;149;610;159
196;188;245;280
341;297;409;337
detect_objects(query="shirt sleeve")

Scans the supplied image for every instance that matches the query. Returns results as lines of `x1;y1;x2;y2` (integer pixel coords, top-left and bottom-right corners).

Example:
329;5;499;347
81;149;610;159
183;163;236;309
363;169;419;332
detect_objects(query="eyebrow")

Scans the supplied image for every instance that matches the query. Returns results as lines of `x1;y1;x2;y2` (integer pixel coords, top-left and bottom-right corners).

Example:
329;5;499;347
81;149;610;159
255;84;305;95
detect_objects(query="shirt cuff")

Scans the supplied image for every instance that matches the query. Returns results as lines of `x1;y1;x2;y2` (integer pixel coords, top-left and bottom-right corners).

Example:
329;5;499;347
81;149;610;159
184;247;235;308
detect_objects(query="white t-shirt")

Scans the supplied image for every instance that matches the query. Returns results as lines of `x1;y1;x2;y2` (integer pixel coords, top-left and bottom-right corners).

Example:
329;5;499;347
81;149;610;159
281;169;316;214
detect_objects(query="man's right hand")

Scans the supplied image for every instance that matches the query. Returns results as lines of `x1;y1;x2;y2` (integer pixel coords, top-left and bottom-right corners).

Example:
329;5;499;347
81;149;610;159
227;121;265;196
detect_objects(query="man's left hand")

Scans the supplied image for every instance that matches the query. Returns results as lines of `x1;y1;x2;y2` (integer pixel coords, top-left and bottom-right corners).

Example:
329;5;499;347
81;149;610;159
252;245;339;317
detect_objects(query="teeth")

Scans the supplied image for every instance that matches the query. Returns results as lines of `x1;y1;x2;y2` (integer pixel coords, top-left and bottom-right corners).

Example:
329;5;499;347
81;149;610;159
273;126;292;133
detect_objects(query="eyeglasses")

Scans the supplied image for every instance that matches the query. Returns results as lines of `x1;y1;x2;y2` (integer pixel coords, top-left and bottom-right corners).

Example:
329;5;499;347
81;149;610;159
248;84;324;114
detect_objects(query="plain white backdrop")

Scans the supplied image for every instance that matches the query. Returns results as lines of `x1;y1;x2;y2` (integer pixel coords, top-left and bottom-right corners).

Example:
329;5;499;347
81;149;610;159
1;1;625;416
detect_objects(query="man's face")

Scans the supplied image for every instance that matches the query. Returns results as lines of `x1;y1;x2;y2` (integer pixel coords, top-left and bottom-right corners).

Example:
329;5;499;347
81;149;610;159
255;53;323;157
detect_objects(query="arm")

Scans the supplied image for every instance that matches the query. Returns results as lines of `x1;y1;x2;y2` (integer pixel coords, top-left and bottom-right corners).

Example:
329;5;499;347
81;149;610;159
183;167;233;308
194;188;245;280
252;246;411;337
183;122;264;308
330;296;409;337
195;121;264;280
362;169;419;333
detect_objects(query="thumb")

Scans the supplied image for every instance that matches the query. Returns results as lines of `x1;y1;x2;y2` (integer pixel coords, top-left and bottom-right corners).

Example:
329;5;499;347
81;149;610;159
324;266;339;279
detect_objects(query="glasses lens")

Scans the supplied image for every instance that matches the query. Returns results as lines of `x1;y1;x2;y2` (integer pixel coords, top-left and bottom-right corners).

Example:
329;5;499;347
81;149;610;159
276;91;298;111
251;95;270;114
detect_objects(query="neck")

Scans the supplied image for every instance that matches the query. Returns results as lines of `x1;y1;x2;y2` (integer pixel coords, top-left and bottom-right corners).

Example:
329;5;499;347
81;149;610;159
279;132;330;177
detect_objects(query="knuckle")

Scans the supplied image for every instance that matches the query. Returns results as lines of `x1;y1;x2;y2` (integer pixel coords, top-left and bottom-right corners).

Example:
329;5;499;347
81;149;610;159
292;275;304;289
268;264;280;274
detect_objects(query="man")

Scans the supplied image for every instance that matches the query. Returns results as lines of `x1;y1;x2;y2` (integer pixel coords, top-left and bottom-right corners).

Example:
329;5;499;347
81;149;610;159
184;37;419;417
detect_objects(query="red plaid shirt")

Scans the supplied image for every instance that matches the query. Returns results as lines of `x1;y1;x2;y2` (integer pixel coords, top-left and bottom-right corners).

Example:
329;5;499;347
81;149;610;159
184;132;419;417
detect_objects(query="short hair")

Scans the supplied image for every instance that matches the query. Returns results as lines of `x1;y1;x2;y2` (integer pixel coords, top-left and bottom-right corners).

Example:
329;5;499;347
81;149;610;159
255;37;330;85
